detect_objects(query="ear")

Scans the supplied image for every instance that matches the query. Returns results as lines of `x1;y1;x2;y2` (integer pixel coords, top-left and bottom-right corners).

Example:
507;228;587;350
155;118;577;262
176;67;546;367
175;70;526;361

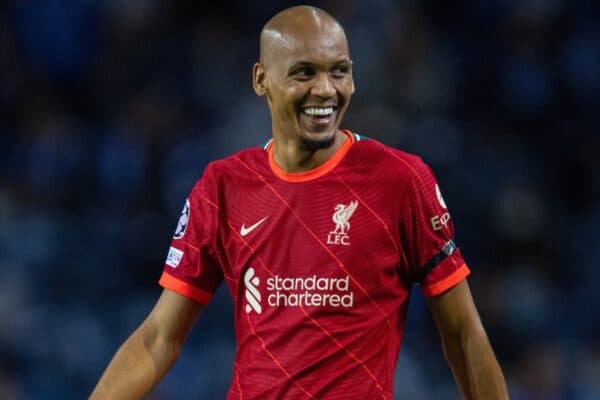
252;63;267;96
349;60;355;95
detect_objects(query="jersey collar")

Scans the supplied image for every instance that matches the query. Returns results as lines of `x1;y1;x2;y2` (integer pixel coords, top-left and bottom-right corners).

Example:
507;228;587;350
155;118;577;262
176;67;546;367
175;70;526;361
266;130;356;183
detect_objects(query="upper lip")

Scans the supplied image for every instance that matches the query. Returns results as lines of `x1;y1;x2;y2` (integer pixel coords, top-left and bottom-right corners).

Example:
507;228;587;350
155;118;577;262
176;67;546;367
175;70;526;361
301;104;337;110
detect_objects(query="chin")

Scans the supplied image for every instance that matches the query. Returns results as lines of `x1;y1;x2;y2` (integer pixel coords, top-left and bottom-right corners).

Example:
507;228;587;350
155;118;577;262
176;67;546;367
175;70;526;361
299;131;337;151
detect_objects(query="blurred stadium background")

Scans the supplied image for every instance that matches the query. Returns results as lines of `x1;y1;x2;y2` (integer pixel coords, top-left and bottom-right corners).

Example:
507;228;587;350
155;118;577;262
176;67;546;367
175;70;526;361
0;0;598;399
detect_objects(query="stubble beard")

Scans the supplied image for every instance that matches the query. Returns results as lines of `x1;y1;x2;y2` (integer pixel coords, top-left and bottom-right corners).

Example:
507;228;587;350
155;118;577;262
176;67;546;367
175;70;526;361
299;131;337;152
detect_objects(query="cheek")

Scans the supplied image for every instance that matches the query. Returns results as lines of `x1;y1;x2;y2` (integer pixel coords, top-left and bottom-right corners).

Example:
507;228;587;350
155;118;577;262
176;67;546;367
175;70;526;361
270;82;315;115
269;89;300;122
340;79;355;97
276;89;303;112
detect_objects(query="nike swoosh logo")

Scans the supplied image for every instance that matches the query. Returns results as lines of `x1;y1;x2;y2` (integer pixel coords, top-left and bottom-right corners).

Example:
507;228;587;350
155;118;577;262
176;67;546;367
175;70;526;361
240;216;269;236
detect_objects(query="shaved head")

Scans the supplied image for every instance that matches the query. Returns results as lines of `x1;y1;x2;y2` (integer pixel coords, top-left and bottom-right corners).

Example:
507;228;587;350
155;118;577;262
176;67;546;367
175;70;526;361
259;6;348;67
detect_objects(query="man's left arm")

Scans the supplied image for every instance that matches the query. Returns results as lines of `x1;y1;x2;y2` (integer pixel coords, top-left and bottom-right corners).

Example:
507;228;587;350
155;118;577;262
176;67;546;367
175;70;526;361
426;279;509;399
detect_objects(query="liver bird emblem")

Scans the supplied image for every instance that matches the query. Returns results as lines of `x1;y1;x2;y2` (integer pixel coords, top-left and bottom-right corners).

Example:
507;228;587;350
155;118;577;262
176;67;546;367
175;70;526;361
331;200;358;234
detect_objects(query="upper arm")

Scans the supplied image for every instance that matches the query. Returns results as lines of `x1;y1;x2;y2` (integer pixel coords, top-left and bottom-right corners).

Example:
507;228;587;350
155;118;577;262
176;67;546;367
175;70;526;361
144;289;205;345
426;279;482;336
393;154;470;296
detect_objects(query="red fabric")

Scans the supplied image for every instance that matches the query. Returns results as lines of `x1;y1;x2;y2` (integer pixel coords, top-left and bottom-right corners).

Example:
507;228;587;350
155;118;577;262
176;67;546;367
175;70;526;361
160;131;468;399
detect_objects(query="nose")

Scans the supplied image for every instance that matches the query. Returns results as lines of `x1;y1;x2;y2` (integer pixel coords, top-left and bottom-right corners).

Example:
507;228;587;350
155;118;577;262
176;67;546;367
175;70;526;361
311;73;336;99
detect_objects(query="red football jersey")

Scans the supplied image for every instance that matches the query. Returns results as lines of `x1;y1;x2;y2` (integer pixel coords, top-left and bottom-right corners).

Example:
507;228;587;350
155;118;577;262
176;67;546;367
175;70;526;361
159;130;470;399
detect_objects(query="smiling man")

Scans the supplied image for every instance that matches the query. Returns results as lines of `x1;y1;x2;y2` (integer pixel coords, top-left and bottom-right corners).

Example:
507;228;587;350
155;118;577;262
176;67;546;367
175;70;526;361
91;6;509;400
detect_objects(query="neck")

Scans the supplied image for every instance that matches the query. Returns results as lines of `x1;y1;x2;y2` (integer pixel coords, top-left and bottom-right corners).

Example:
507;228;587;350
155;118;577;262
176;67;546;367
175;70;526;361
272;130;347;173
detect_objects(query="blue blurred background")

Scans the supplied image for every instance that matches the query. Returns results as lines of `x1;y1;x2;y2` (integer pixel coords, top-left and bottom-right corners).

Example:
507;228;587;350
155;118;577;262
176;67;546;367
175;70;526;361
0;0;599;399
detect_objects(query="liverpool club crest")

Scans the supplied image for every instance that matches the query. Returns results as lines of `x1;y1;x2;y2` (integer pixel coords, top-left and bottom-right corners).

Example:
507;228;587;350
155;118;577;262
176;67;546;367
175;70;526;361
327;200;358;246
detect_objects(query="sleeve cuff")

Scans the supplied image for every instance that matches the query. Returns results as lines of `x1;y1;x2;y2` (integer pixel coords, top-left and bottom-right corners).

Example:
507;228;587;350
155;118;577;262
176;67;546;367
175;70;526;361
420;263;470;297
159;271;214;304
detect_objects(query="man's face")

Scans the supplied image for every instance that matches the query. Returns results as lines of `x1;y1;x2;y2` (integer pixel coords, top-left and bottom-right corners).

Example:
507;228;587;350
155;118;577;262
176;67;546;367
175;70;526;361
255;25;355;150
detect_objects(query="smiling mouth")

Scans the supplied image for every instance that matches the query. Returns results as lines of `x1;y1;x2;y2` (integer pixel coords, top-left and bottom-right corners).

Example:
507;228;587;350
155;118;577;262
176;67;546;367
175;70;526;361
300;106;336;125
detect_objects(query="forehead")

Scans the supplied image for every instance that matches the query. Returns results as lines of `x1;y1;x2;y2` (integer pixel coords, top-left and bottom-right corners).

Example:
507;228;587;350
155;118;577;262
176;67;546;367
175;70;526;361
267;26;350;68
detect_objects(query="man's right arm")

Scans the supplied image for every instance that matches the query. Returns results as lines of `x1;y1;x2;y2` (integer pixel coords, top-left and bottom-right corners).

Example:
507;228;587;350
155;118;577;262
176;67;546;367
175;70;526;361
90;289;204;399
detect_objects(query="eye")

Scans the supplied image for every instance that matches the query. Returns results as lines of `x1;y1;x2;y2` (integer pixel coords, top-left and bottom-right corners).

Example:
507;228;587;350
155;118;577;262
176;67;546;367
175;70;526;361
332;65;351;77
292;67;315;80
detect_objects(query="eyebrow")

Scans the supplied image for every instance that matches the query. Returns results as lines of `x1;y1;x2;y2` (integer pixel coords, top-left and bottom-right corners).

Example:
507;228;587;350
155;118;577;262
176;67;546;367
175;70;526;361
287;58;351;72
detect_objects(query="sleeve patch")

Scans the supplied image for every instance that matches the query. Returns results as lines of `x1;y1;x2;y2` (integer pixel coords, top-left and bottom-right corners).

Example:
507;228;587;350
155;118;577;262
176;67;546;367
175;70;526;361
165;246;184;268
173;199;190;239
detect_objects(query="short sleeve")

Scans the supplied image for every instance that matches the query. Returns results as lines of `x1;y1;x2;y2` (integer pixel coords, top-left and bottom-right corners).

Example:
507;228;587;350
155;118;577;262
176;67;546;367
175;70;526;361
159;164;223;304
399;158;470;297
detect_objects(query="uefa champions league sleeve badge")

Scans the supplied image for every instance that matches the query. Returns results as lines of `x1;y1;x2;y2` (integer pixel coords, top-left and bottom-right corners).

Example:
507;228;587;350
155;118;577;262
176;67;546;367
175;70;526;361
173;199;190;239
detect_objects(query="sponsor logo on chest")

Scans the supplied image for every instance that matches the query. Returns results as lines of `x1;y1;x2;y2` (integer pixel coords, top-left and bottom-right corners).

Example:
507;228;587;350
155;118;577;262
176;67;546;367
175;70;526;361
243;268;355;314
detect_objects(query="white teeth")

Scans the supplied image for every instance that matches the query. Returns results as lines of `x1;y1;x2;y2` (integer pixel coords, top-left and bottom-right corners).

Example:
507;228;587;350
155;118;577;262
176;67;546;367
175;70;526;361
303;107;334;116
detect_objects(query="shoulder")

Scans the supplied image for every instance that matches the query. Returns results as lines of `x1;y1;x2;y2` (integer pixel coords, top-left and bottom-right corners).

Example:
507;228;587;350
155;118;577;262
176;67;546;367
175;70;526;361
349;132;433;182
203;144;268;178
185;144;267;201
